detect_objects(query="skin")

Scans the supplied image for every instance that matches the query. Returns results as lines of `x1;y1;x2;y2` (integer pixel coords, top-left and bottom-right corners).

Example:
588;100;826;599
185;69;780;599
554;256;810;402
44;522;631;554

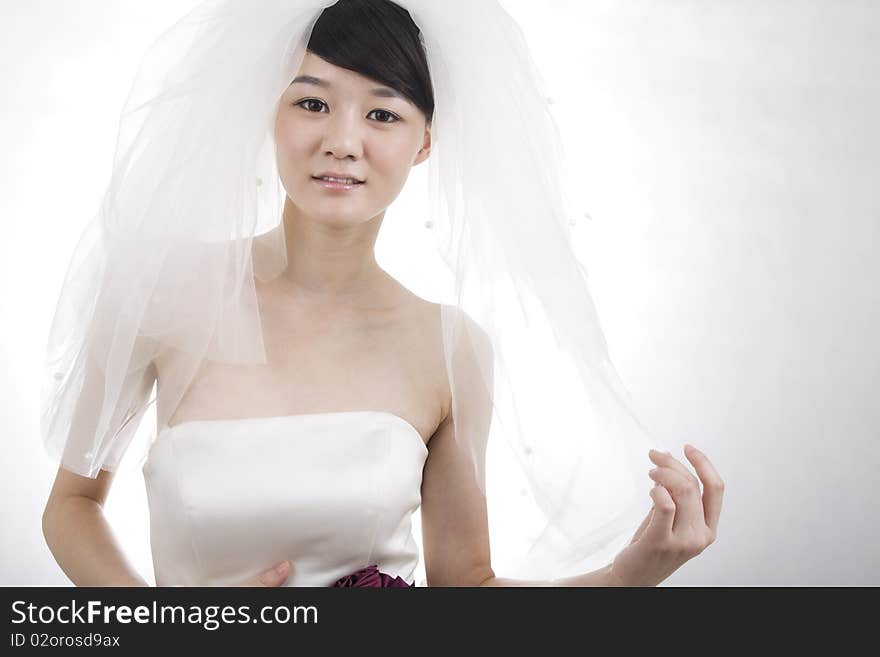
42;52;725;587
606;444;725;587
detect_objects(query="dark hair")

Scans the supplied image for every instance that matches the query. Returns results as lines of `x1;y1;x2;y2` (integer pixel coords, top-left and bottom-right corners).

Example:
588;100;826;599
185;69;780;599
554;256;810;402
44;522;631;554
307;0;434;124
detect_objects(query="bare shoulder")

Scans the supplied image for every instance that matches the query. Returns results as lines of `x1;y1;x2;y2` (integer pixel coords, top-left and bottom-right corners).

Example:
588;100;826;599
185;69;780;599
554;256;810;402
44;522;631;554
392;290;494;434
414;299;492;363
387;282;452;429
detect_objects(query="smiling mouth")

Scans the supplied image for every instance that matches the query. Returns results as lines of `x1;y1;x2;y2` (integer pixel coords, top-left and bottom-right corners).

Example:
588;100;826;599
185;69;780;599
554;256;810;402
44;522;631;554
312;175;365;184
311;176;365;191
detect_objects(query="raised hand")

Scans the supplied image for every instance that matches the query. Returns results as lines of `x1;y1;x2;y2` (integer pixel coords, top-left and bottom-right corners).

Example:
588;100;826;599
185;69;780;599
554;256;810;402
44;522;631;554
231;560;293;587
609;444;724;586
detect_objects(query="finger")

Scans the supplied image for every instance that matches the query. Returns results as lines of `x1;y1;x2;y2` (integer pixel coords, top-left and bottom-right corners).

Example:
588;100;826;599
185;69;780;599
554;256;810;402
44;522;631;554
266;560;291;586
684;444;724;532
248;561;291;587
644;483;675;543
649;449;700;488
648;466;703;534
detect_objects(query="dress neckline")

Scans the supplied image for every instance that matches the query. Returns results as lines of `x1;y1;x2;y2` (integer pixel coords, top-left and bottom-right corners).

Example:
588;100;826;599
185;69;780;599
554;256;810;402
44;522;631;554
159;409;429;454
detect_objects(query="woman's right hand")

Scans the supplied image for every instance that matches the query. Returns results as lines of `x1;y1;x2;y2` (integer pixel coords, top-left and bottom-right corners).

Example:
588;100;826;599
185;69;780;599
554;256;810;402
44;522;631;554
232;560;292;587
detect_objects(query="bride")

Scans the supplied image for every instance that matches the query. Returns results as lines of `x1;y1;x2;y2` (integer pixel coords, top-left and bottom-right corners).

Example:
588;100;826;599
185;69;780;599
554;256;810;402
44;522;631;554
40;0;724;587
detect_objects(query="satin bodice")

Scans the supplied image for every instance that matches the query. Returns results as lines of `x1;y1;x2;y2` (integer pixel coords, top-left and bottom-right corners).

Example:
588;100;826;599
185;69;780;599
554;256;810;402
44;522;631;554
141;410;428;586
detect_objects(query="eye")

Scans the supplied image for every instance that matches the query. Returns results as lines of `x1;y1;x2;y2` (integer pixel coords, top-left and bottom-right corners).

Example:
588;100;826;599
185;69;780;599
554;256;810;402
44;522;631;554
368;109;400;124
295;98;327;113
293;99;400;123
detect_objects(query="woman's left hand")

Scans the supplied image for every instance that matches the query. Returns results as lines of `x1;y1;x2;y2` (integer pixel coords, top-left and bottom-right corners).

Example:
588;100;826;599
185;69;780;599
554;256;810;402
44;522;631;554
608;444;725;587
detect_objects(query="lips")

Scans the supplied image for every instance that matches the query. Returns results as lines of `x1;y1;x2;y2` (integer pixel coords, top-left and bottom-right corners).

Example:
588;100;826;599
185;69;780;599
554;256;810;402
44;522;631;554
312;174;365;184
312;176;365;191
313;177;364;185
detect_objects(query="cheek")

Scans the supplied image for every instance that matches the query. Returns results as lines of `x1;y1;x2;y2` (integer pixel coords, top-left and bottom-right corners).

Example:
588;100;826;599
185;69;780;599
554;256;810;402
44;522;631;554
274;111;311;157
372;139;416;179
275;130;307;163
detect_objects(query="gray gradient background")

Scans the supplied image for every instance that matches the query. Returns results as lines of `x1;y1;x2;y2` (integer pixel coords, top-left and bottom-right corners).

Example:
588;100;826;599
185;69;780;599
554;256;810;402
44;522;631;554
1;0;877;585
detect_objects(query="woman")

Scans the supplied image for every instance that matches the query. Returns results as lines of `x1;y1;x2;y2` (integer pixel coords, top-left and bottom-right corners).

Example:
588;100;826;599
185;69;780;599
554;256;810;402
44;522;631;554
41;0;724;587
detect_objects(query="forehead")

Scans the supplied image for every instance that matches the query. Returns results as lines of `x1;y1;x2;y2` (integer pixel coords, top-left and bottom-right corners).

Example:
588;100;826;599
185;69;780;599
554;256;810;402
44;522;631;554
291;52;406;101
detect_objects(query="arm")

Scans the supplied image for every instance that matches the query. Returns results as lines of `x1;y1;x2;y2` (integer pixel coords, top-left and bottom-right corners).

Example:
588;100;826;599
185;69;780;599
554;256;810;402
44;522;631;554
420;310;620;587
422;309;725;587
42;466;149;587
479;565;615;587
421;391;619;586
41;353;159;587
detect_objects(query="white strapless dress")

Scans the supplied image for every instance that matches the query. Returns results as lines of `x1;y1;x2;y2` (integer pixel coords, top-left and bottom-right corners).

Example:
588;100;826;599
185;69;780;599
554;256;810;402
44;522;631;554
141;410;428;587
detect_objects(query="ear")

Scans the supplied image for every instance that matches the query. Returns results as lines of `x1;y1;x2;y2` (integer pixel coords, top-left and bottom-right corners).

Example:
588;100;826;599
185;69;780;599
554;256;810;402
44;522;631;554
412;123;432;166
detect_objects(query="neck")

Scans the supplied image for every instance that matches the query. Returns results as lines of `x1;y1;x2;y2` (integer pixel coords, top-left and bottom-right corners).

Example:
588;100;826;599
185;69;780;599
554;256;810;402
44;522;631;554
276;196;387;301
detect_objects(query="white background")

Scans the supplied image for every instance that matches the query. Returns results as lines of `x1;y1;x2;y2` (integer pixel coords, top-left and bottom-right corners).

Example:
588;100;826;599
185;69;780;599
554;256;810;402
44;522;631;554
1;0;877;585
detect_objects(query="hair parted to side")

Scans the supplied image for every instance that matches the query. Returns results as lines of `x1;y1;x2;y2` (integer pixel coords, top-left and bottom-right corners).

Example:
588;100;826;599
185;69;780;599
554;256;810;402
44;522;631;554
307;0;435;124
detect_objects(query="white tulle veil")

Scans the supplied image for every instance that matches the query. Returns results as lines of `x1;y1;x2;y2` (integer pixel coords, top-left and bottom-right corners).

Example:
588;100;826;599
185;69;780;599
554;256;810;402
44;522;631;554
40;0;671;582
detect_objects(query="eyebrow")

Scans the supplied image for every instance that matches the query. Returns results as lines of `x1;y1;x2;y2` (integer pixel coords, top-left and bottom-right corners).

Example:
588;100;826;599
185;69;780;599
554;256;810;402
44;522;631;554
289;75;406;100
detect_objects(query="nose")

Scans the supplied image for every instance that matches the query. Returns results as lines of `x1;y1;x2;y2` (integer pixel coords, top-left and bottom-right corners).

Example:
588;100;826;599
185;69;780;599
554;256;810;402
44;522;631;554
321;107;363;161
